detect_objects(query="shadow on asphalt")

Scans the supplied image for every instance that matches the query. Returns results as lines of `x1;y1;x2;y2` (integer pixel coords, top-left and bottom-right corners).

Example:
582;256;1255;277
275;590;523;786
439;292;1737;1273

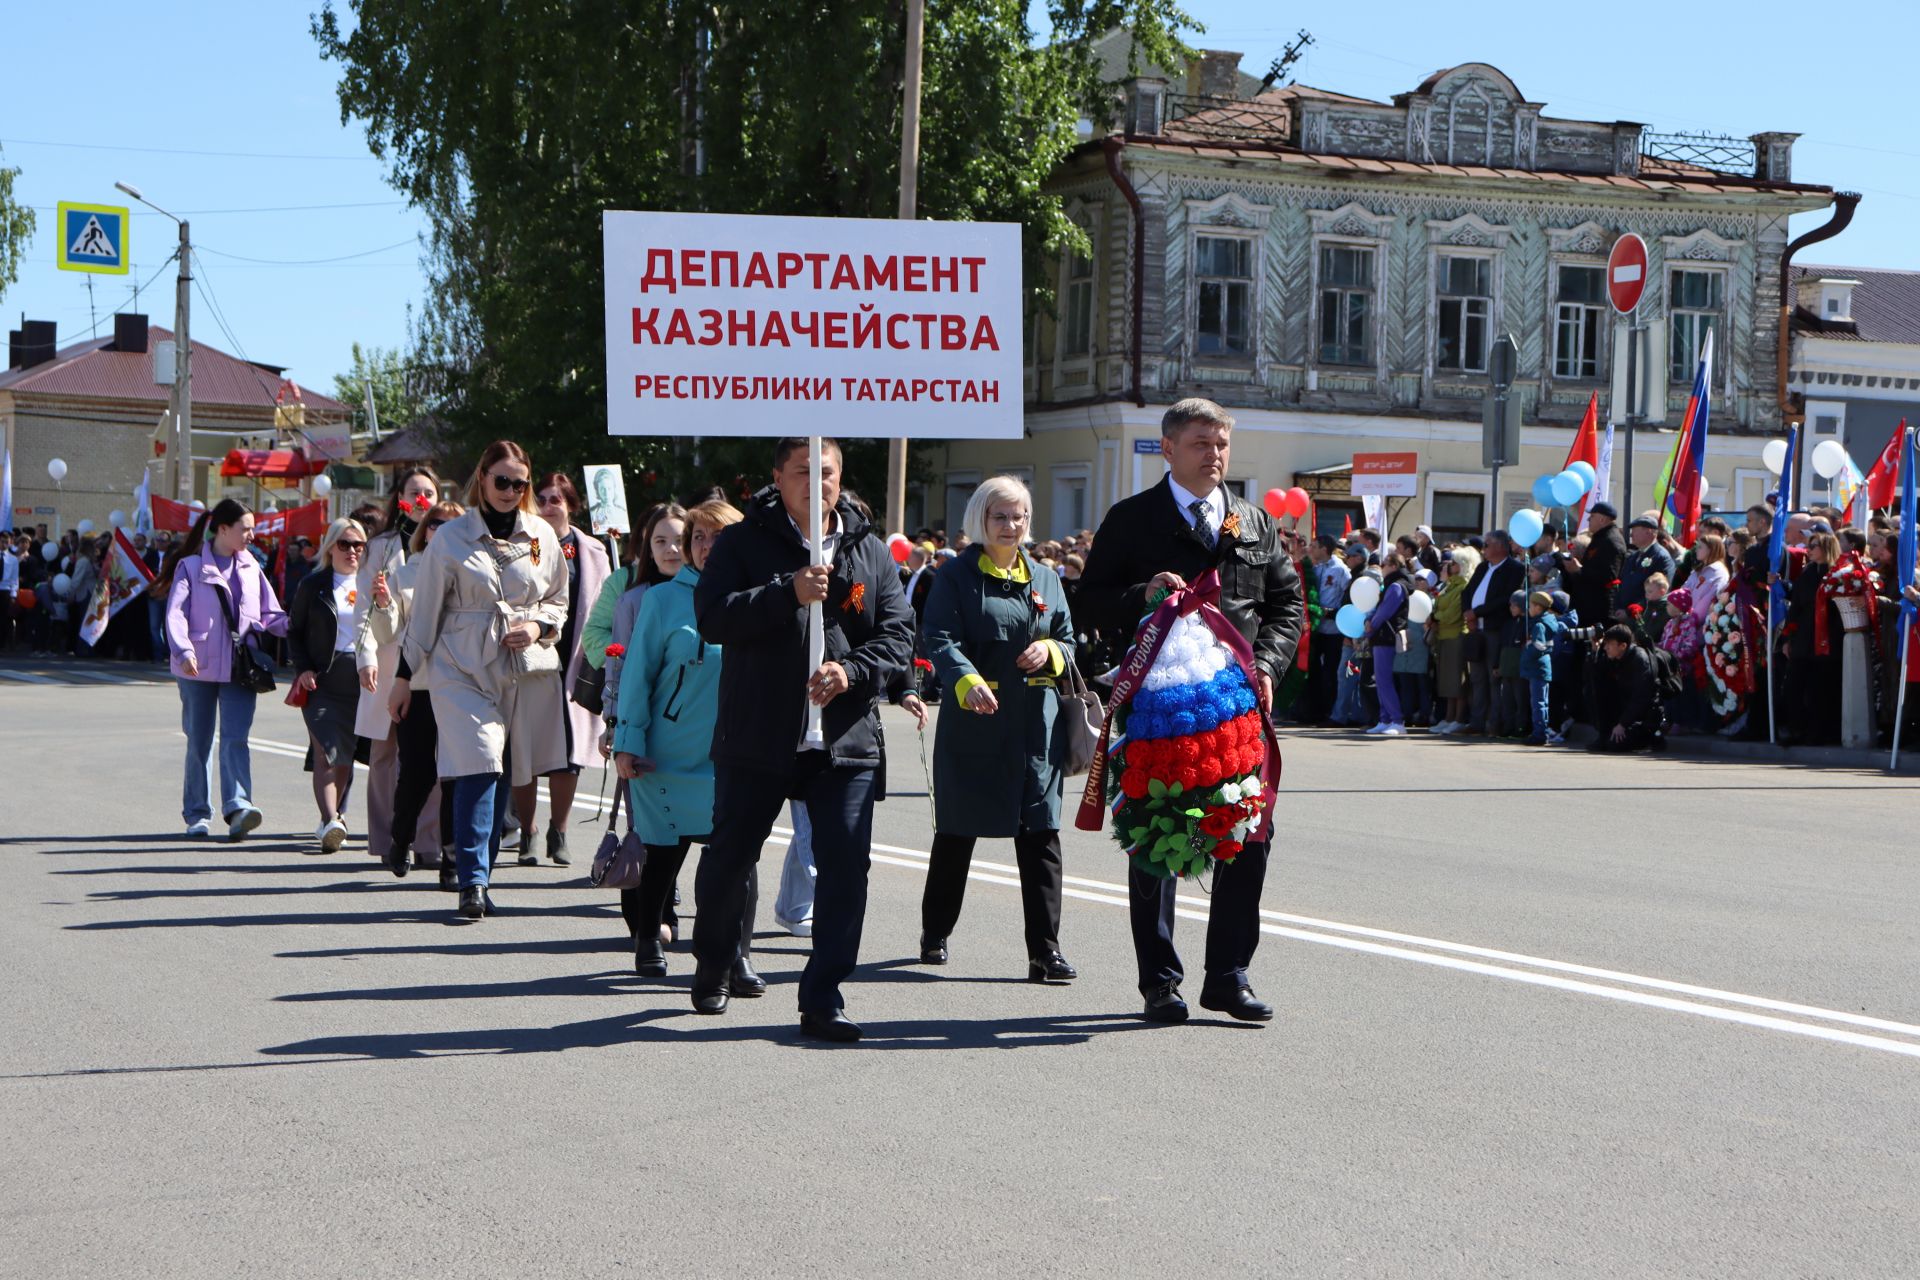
64;902;623;930
258;1009;1181;1057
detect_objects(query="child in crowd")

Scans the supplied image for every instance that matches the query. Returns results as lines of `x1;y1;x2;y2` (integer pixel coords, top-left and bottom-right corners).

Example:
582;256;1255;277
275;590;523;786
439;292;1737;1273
1521;591;1563;746
1546;590;1580;735
1660;585;1705;732
1497;590;1530;739
1394;571;1435;728
1627;572;1670;649
1529;554;1562;595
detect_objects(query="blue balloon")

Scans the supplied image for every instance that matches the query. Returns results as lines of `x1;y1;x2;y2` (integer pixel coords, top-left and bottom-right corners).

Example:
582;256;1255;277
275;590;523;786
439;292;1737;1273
1508;509;1545;548
1549;469;1585;506
1531;474;1557;507
1335;604;1368;639
1566;460;1597;490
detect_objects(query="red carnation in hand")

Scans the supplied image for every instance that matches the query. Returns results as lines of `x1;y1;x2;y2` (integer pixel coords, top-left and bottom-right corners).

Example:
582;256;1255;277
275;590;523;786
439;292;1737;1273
1121;767;1150;799
1213;840;1243;862
397;497;416;514
604;644;627;659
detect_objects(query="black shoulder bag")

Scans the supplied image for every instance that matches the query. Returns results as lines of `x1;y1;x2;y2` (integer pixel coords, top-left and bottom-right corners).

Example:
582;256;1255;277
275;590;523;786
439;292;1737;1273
216;577;277;695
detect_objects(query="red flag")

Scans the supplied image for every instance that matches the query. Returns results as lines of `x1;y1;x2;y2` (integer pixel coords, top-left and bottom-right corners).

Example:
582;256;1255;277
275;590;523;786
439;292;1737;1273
1565;392;1600;528
1342;513;1352;538
1865;420;1906;512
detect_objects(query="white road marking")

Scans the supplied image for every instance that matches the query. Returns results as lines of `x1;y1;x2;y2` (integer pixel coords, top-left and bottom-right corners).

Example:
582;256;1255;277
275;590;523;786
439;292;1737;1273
0;670;62;684
249;737;1920;1059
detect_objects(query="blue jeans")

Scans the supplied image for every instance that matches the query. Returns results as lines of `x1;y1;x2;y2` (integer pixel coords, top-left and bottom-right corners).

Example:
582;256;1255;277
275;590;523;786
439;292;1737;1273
775;800;817;925
147;596;167;661
1331;651;1365;725
178;678;258;824
1528;676;1551;739
450;773;509;889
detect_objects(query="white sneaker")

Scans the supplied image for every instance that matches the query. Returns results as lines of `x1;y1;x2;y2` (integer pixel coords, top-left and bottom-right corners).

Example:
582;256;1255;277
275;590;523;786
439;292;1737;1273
1546;731;1566;746
318;818;347;853
772;913;814;938
1364;723;1388;735
1431;720;1454;734
1379;723;1406;737
226;807;262;843
185;819;211;838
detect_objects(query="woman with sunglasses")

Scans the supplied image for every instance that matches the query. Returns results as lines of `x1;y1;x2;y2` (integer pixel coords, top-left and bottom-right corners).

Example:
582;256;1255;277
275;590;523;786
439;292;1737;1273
374;499;463;884
351;467;440;867
402;440;570;919
289;518;372;852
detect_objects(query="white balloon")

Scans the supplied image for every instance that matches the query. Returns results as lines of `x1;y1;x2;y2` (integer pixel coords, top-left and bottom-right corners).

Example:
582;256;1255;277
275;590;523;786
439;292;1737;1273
1407;592;1434;624
52;573;72;598
46;457;67;482
1761;440;1788;475
108;510;126;528
1811;439;1851;480
188;500;206;511
311;474;333;498
1350;576;1382;612
76;519;94;535
41;542;58;561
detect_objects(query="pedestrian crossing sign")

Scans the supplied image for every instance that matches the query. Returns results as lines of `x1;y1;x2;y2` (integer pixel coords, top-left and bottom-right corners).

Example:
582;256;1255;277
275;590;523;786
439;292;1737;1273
57;202;130;275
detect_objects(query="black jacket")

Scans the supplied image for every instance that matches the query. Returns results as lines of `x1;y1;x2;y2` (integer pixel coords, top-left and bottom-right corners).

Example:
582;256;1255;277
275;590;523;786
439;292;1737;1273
1463;555;1527;638
288;571;347;675
1077;477;1304;685
1593;643;1660;731
695;487;915;776
1567;522;1627;623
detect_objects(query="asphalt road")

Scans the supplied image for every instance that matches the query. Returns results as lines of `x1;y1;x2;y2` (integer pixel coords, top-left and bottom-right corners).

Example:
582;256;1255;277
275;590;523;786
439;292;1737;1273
3;664;1918;1278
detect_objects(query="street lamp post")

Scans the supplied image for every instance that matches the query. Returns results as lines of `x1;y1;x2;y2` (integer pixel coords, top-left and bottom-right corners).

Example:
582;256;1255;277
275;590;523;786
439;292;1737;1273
115;182;191;507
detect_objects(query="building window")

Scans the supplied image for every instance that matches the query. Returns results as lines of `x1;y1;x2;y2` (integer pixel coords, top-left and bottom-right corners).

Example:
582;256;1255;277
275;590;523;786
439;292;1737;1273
1319;245;1374;366
1669;268;1724;383
1815;414;1840;435
1435;255;1492;373
1195;235;1252;357
1554;265;1606;380
1430;491;1485;545
1061;242;1093;358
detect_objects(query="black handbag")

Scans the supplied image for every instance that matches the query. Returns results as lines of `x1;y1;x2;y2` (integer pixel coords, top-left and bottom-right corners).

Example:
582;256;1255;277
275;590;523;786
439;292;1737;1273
571;661;607;715
214;577;277;695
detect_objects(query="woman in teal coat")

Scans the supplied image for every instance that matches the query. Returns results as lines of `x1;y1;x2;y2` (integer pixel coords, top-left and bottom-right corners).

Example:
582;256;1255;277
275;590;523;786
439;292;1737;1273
919;475;1078;982
613;499;760;991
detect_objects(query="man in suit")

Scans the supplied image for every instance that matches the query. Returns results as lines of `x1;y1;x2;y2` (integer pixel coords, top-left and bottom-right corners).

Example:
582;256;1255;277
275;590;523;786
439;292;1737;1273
1461;530;1526;735
1079;398;1305;1025
693;437;915;1043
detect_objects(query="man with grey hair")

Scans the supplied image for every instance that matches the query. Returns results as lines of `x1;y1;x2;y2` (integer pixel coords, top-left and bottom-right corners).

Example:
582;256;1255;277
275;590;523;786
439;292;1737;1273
1079;397;1305;1024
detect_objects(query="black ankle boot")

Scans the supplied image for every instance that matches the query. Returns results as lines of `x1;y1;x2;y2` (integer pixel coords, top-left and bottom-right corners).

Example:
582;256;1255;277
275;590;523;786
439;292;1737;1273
634;933;667;978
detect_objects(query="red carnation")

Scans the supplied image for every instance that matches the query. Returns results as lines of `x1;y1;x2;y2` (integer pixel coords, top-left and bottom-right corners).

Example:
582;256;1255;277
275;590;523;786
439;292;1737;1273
1199;809;1234;838
914;656;934;672
1174;767;1200;791
604;643;627;659
1121;768;1150;799
396;496;415;514
1213;840;1243;862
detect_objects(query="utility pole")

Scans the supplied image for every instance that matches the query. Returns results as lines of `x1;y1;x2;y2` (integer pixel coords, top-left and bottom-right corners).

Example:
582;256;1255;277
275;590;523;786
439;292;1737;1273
119;182;192;505
884;0;925;539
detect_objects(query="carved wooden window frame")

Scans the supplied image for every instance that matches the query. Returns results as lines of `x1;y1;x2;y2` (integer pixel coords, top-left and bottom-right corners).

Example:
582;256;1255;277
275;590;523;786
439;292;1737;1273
1052;205;1101;389
1182;193;1272;372
1423;214;1510;385
1308;204;1393;380
1660;229;1742;395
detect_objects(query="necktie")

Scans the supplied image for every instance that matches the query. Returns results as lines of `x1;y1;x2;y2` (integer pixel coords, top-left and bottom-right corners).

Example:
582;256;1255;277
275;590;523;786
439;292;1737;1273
1189;499;1216;548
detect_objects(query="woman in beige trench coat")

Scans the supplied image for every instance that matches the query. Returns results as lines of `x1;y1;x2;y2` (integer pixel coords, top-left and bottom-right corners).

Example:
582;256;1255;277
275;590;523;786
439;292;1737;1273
401;440;569;920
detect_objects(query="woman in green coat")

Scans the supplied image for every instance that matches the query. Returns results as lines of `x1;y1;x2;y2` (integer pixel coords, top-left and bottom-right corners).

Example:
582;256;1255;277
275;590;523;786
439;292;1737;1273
613;499;760;991
919;475;1078;983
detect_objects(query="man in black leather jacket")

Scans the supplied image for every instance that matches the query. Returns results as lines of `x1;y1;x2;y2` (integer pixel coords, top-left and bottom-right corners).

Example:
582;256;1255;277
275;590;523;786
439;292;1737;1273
692;438;914;1042
1079;398;1305;1026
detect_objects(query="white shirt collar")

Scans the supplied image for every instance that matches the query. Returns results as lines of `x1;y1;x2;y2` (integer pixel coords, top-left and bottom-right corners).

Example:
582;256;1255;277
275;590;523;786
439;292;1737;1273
786;509;841;552
1167;477;1226;530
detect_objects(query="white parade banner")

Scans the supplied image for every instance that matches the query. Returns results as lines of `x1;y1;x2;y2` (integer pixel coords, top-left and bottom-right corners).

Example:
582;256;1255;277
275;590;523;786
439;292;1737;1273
602;211;1022;439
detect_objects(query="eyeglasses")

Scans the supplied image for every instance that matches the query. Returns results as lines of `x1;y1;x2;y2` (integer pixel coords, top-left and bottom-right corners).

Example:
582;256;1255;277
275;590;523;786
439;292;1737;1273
490;474;530;494
337;540;367;553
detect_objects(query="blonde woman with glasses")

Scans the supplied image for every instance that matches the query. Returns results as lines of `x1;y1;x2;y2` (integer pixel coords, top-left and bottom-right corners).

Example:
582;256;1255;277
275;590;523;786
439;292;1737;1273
288;517;370;852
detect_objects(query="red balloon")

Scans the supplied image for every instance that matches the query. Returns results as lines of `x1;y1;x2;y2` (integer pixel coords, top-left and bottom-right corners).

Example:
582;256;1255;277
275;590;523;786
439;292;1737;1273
1262;488;1288;519
887;534;912;564
1283;487;1311;519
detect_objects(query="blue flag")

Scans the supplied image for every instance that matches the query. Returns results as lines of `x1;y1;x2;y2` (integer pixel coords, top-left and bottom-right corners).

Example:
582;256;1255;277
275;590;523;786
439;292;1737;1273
1769;425;1798;625
1899;423;1917;643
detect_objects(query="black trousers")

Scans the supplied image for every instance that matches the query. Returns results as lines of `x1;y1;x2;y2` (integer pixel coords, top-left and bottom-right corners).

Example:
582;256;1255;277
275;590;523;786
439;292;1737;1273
1307;632;1342;723
921;828;1063;958
1129;839;1270;997
391;689;454;858
696;757;876;1015
620;837;755;959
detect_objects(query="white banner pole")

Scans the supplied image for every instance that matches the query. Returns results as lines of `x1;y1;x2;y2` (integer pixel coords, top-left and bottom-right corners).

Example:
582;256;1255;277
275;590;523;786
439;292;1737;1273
1893;639;1911;771
1766;591;1778;746
805;435;826;749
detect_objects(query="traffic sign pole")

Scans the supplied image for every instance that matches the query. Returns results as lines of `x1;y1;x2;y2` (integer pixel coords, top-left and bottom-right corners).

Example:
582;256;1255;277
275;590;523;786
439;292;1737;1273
1608;234;1650;519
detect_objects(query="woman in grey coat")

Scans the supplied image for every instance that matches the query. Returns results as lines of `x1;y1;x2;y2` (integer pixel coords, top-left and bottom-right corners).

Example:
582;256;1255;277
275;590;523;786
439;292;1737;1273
918;475;1078;982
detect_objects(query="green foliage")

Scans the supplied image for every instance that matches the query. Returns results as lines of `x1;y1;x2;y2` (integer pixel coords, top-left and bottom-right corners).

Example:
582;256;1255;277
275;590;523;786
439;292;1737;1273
311;0;1193;503
0;147;36;306
333;341;425;439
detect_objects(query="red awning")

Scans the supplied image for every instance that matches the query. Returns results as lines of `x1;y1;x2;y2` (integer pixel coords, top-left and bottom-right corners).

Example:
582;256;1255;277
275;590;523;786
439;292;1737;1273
219;449;329;479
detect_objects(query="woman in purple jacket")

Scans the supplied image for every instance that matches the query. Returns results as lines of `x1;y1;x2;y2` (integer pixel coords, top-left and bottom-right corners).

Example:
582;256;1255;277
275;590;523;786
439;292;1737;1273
150;499;290;840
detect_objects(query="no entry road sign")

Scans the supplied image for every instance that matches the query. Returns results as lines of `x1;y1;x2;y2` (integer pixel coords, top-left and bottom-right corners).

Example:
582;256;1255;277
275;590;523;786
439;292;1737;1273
1608;233;1648;315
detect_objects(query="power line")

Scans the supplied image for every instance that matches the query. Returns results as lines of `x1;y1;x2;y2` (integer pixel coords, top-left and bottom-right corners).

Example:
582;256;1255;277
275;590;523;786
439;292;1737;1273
0;135;375;162
30;200;409;217
196;237;416;266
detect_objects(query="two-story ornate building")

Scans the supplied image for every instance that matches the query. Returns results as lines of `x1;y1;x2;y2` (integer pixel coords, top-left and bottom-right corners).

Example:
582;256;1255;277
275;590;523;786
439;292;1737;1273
929;58;1843;541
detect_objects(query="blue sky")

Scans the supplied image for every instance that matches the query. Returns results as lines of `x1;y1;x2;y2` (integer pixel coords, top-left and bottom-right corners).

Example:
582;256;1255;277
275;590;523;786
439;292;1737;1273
3;0;1911;391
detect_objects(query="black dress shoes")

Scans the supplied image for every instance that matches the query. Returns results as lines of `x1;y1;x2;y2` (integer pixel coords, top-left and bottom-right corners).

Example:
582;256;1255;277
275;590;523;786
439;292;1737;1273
1141;981;1189;1023
439;861;458;892
458;887;485;920
1028;952;1078;983
728;956;767;998
691;982;730;1015
919;934;948;965
799;1010;863;1043
1199;984;1275;1022
634;934;668;978
384;843;410;879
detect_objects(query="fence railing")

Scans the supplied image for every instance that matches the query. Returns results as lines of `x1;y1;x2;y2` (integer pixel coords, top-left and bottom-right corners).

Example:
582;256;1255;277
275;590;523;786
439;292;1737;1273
1641;131;1756;177
1164;93;1292;142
